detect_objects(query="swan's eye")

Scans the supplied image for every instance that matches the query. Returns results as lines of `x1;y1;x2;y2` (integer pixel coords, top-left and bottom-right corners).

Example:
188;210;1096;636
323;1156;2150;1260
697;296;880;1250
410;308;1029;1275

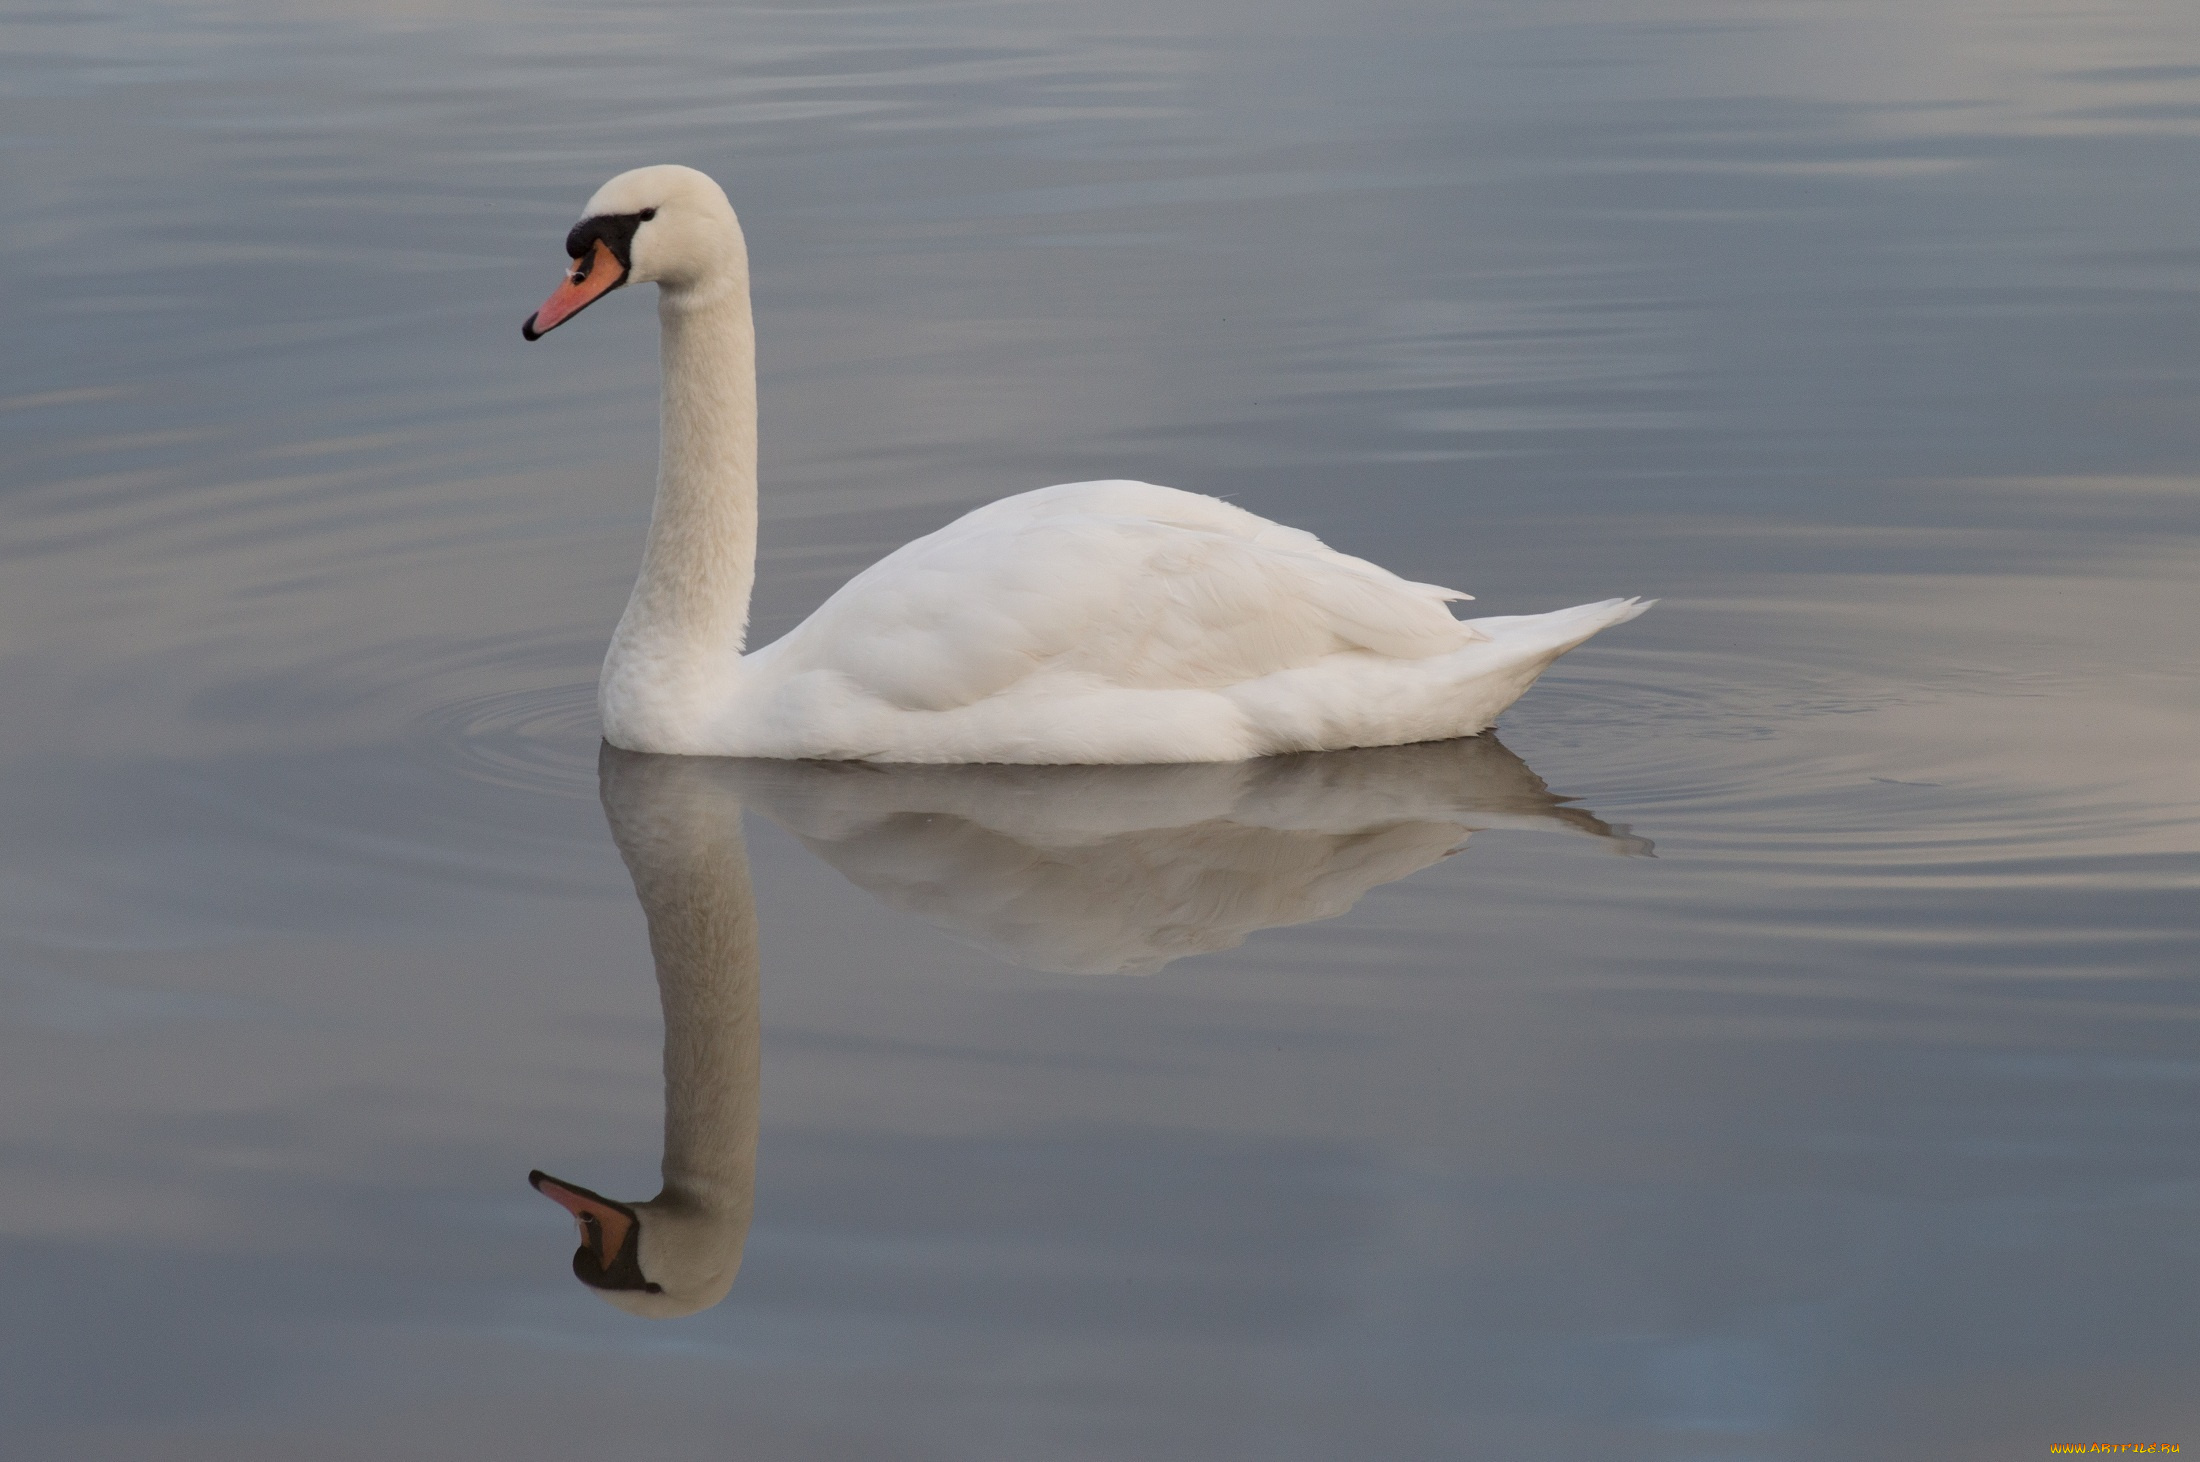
639;208;656;222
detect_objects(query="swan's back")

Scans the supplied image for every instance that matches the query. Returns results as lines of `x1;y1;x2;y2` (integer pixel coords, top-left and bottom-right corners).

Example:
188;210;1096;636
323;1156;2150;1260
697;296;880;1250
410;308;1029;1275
758;480;1483;708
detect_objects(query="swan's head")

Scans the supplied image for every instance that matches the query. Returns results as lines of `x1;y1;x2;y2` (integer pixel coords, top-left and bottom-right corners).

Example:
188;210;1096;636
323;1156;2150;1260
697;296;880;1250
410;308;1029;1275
522;164;745;340
529;1169;748;1319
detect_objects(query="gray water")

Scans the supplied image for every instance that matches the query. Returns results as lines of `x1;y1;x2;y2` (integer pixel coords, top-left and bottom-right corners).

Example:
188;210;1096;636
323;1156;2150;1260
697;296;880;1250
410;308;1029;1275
5;0;2199;1456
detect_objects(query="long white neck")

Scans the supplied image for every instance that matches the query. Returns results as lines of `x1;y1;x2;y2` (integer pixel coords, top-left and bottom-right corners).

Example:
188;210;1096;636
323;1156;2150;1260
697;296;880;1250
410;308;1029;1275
599;256;758;754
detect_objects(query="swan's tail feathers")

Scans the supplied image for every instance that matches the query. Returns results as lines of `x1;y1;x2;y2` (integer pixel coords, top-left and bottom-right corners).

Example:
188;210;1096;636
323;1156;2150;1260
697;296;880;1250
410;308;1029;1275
1467;596;1654;654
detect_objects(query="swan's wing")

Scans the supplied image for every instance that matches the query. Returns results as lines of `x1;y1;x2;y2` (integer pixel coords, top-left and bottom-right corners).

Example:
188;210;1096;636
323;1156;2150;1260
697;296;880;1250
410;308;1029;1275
767;482;1485;713
954;479;1472;603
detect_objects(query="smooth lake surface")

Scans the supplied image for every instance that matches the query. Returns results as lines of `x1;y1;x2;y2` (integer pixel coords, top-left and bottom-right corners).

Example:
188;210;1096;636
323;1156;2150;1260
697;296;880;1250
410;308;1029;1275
5;1;2200;1456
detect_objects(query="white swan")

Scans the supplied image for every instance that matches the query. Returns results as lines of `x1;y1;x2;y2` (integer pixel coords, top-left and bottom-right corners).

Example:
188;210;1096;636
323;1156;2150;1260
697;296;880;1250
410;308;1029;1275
525;164;1648;764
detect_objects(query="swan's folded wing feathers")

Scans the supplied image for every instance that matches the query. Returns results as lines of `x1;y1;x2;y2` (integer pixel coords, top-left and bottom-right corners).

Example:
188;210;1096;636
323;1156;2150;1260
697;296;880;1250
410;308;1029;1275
801;556;1052;712
773;487;1486;712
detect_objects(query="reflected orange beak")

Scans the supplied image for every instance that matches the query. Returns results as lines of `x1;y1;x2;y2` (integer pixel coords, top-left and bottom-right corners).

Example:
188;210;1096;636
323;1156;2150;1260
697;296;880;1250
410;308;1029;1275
522;239;627;340
529;1170;636;1267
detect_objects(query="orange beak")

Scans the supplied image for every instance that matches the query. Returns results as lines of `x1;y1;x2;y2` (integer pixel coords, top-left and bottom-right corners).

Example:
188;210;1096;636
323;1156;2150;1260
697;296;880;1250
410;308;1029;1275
529;1170;637;1267
522;238;627;340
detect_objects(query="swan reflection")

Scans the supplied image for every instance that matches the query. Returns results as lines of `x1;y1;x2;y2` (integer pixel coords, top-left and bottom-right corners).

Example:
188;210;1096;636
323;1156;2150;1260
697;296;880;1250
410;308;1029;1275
726;733;1647;975
532;736;1642;1314
530;748;760;1317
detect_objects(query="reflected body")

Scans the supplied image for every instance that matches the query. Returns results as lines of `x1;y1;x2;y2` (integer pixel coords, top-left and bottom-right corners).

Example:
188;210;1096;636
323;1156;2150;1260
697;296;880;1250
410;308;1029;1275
728;734;1649;973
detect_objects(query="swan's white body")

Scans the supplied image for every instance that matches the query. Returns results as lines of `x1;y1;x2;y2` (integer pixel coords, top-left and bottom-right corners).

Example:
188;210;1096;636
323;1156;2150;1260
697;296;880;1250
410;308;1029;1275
701;479;1646;763
538;167;1646;764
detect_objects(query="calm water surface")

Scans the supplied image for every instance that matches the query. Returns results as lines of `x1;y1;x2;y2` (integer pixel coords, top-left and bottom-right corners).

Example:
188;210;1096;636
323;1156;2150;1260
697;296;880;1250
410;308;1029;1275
4;0;2199;1456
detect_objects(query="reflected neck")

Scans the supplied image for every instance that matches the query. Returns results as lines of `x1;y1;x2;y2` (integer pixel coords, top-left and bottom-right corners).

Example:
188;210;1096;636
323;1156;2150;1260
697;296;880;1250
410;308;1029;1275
600;750;762;1315
601;271;758;752
644;816;760;1217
